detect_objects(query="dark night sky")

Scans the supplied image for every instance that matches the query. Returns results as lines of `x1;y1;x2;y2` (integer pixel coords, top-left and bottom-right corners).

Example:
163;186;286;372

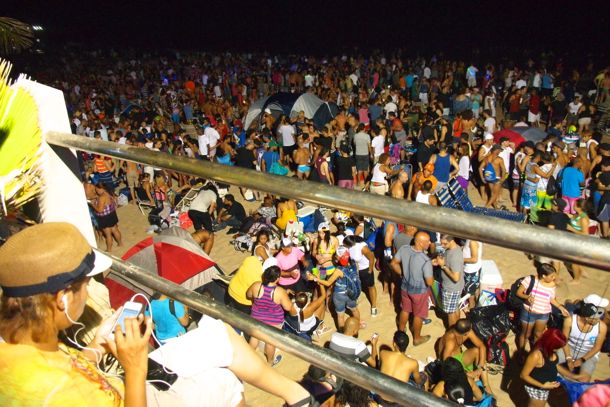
5;0;610;56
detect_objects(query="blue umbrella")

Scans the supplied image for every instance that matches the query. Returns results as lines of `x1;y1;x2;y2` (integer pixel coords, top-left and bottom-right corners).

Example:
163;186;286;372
510;126;547;142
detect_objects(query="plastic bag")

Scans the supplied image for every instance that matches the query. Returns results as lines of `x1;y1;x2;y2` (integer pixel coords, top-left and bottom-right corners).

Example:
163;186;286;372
470;304;512;340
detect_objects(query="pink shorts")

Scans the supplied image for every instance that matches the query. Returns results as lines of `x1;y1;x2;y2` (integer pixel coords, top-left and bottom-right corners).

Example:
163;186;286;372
337;180;354;189
400;290;429;319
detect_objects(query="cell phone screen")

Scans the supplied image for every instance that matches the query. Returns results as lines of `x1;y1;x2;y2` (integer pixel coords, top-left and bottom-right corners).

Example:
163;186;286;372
116;307;142;332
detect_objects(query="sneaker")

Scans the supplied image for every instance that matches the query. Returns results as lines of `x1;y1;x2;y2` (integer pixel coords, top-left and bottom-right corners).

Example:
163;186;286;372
371;307;379;317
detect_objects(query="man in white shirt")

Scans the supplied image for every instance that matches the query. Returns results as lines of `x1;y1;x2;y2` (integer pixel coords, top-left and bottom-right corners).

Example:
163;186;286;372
483;110;496;134
204;120;221;159
197;129;210;159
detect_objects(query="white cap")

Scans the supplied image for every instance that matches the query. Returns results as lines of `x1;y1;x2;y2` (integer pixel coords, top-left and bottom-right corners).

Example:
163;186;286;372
281;237;294;247
484;132;494;141
317;222;330;231
584;294;609;308
262;257;278;272
264;108;272;114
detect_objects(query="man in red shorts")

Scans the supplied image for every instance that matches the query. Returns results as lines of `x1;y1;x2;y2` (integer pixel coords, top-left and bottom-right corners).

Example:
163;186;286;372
390;232;434;346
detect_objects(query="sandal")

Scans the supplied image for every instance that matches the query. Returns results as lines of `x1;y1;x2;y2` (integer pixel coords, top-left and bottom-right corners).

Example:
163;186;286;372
284;394;320;407
272;354;283;367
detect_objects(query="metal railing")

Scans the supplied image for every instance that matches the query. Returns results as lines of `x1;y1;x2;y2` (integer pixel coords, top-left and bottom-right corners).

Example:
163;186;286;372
108;254;453;406
45;131;610;406
47;131;610;270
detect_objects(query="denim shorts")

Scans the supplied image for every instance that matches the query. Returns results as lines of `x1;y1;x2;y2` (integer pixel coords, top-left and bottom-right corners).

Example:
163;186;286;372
333;291;357;313
520;309;549;324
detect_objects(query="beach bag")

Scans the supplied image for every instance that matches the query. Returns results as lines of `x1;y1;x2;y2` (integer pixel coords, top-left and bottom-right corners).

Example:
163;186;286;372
486;336;510;367
179;212;193;229
233;235;253;252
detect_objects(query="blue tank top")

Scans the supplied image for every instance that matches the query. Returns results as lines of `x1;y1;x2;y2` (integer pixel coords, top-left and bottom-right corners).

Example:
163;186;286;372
433;154;451;182
484;162;498;182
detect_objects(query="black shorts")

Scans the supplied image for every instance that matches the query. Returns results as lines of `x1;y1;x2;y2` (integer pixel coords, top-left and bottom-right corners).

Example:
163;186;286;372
282;144;296;158
355;155;370;172
359;268;375;288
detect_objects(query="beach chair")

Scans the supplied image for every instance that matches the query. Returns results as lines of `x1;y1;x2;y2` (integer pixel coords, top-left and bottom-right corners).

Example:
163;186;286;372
446;179;527;223
174;185;203;213
435;184;459;210
134;187;158;216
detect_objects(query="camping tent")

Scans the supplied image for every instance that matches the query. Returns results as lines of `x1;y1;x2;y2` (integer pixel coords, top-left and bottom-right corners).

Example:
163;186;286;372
244;92;339;130
510;126;548;142
105;227;221;308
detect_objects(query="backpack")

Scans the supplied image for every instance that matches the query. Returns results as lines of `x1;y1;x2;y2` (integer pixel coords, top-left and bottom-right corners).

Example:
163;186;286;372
363;219;379;251
342;262;361;300
546;168;564;196
508;275;535;309
486;336;510;368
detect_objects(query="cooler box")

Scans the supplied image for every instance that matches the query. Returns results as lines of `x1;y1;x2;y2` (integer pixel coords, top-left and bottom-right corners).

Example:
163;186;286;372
480;260;503;292
298;206;316;233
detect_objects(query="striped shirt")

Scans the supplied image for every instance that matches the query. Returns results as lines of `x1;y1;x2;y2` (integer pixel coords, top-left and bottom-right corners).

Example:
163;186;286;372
521;276;555;315
251;284;285;326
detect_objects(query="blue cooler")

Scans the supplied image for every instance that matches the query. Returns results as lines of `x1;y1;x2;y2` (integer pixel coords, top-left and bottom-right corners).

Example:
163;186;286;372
297;206;316;233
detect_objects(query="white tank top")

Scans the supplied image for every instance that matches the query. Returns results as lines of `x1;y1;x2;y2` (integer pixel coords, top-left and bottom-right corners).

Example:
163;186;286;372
296;305;317;331
348;242;370;270
567;316;600;360
416;191;431;205
371;163;387;184
462;240;483;274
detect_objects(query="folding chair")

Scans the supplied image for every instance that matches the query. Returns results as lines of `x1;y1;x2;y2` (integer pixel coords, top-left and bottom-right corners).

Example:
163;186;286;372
174;185;203;213
435;184;459;209
134;187;157;216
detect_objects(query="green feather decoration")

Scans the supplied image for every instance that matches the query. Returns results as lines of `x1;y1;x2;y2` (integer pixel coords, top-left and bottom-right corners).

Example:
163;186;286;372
0;59;43;215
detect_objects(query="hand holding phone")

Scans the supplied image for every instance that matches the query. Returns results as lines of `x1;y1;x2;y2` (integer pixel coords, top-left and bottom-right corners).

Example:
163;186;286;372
108;301;143;340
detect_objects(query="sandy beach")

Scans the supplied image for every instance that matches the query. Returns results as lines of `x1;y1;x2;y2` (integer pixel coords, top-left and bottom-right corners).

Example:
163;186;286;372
112;183;610;407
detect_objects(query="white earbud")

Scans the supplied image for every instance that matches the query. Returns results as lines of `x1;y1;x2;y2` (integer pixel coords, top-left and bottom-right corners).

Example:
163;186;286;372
62;294;69;310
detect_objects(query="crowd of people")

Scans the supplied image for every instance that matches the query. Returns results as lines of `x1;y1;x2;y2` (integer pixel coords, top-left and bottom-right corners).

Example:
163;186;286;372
1;48;610;406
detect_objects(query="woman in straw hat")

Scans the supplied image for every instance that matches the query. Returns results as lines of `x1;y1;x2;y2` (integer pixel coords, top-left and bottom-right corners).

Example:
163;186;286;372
0;222;317;407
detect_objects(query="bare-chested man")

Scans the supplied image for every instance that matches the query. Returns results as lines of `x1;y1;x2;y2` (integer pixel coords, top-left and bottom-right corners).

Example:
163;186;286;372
293;136;312;180
124;154;140;205
436;318;493;395
478;145;505;208
390;171;409;199
379;331;424;387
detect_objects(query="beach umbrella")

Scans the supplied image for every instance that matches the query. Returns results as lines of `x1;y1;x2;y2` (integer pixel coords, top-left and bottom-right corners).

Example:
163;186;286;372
510;126;548;142
493;129;524;146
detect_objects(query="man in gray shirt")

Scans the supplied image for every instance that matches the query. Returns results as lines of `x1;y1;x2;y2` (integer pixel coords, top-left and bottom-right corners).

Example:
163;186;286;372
352;123;372;186
436;235;465;328
390;232;434;346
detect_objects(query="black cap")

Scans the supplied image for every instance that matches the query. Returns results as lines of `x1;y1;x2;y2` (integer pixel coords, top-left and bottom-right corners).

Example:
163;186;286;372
524;140;536;149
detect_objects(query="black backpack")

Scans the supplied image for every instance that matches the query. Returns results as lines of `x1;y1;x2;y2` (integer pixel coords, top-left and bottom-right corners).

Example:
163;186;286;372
508;275;535;309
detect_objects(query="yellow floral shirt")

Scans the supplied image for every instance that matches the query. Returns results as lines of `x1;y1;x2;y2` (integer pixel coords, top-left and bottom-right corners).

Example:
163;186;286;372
0;343;124;406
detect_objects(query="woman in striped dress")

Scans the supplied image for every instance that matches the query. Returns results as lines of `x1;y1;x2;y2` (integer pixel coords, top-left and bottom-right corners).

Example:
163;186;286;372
247;265;294;366
516;263;569;356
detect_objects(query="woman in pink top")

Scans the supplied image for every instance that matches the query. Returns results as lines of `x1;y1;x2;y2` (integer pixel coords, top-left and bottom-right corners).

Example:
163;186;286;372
275;237;310;292
516;263;569;355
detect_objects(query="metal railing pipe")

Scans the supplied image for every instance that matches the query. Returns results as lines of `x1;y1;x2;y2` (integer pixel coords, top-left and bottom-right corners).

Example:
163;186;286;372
106;254;453;406
46;132;610;270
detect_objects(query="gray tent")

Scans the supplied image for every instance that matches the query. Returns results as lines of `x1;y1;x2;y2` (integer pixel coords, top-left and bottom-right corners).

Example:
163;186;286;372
244;92;339;130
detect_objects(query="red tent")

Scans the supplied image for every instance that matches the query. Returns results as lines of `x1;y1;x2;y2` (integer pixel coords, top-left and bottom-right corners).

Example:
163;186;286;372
493;129;524;146
105;227;219;309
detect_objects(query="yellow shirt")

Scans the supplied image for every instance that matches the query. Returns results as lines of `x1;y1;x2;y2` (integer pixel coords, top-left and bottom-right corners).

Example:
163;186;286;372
228;256;263;306
0;343;124;406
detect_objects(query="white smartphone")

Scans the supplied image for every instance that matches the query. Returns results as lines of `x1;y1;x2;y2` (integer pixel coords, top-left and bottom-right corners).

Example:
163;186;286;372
108;301;143;339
